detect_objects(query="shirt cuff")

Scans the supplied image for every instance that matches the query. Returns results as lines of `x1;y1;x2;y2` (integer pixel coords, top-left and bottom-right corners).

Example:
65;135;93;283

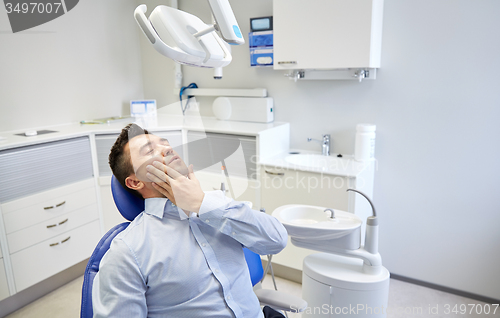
198;190;231;216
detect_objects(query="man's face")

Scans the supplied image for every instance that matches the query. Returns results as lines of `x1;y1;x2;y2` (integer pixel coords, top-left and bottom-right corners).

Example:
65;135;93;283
127;134;188;182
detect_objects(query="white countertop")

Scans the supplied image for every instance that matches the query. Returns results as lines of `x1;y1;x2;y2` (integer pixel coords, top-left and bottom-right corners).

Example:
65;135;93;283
260;149;371;177
0;114;289;151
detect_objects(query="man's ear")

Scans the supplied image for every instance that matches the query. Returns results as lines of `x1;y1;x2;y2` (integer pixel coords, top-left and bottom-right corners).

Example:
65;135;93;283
125;174;145;191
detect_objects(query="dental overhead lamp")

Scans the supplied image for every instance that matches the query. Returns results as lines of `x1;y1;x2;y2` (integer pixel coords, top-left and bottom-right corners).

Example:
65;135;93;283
134;0;244;72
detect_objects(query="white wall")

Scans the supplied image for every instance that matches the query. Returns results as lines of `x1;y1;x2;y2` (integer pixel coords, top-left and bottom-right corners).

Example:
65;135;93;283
139;0;500;299
0;0;144;131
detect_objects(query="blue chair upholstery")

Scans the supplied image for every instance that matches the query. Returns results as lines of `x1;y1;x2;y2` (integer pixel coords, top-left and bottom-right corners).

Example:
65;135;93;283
80;222;129;318
81;175;267;317
110;175;144;221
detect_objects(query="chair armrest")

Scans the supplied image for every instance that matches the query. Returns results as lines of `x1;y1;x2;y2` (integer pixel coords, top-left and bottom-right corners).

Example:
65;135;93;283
254;288;308;313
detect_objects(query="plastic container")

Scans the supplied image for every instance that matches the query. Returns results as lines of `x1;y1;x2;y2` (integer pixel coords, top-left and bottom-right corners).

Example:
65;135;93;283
354;124;376;161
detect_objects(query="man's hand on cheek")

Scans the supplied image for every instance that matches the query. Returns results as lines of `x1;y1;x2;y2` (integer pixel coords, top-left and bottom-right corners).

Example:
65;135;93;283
146;162;205;213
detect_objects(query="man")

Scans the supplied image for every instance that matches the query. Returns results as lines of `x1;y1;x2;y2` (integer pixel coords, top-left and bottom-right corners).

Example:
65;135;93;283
92;123;288;317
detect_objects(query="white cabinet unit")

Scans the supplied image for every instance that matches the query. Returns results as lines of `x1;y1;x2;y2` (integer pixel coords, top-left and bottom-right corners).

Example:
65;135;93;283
0;137;98;293
273;0;384;70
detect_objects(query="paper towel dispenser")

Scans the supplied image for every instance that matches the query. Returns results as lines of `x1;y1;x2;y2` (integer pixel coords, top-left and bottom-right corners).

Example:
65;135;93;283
212;97;274;123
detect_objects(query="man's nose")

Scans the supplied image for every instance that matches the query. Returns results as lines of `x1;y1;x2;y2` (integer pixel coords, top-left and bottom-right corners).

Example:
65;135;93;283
156;144;173;157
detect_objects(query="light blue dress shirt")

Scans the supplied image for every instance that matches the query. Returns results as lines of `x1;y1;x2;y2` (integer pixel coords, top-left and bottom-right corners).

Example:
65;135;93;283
92;190;288;318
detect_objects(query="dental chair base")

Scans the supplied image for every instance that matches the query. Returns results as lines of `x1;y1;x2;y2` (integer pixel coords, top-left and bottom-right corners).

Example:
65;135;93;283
302;253;389;318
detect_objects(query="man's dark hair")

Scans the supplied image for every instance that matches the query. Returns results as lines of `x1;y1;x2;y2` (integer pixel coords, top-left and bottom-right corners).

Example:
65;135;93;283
109;123;149;197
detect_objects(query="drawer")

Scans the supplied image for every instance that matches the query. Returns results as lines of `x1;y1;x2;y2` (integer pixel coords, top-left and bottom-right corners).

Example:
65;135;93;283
3;182;96;234
11;220;101;292
0;260;10;301
7;203;99;254
0;137;93;203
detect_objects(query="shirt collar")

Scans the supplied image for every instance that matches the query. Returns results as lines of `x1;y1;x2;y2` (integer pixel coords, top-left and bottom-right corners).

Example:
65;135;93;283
144;197;168;219
144;197;195;220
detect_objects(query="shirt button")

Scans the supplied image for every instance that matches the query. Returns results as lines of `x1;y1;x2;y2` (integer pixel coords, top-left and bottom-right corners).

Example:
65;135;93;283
231;232;236;236
214;269;219;273
205;219;210;223
227;296;231;300
202;243;206;247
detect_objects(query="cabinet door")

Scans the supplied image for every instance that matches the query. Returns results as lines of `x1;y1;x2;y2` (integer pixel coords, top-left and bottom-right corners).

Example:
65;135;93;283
273;0;382;70
187;131;257;180
260;167;349;213
260;167;350;270
196;171;258;207
0;259;9;301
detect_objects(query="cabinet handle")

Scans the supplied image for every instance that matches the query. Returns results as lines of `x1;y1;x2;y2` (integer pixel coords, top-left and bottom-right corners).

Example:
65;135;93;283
213;187;229;192
56;201;66;207
49;236;71;247
43;201;66;210
46;218;69;229
265;170;285;176
277;61;297;65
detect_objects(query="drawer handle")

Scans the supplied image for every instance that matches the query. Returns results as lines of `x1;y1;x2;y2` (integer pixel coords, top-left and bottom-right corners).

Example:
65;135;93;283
43;201;66;210
46;218;69;229
49;236;71;247
213;187;229;192
264;170;285;176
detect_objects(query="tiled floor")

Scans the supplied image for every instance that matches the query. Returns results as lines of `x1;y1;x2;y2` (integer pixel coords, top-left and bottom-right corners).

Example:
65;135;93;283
4;274;499;318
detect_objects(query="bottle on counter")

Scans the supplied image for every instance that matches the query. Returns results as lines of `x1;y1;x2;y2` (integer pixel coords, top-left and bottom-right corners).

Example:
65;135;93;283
354;124;376;162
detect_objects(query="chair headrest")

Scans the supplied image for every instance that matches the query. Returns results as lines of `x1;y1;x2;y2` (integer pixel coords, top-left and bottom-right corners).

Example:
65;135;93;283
111;175;145;221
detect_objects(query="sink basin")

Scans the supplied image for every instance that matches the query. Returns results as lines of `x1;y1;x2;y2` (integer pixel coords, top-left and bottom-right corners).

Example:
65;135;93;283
273;204;362;238
273;204;362;250
285;154;341;170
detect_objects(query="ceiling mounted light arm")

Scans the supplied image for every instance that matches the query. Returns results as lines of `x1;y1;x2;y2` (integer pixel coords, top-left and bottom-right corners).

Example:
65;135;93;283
134;1;243;69
207;0;244;45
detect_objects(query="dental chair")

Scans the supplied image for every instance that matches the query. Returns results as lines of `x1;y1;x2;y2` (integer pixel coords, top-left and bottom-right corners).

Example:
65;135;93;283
80;176;307;318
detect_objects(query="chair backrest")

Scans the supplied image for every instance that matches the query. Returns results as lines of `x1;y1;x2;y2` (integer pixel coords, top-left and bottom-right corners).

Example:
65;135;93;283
80;176;144;318
81;175;265;317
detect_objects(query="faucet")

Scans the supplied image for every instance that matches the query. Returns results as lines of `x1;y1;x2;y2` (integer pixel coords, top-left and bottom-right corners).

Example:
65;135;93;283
324;208;335;219
307;134;330;156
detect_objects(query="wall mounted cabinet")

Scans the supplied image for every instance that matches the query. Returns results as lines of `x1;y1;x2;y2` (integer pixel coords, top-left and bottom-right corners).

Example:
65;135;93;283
273;0;384;80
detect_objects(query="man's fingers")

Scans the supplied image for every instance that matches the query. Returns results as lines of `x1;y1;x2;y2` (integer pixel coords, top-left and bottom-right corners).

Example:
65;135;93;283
146;171;168;185
146;164;170;184
157;162;183;179
187;164;197;181
152;182;176;204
